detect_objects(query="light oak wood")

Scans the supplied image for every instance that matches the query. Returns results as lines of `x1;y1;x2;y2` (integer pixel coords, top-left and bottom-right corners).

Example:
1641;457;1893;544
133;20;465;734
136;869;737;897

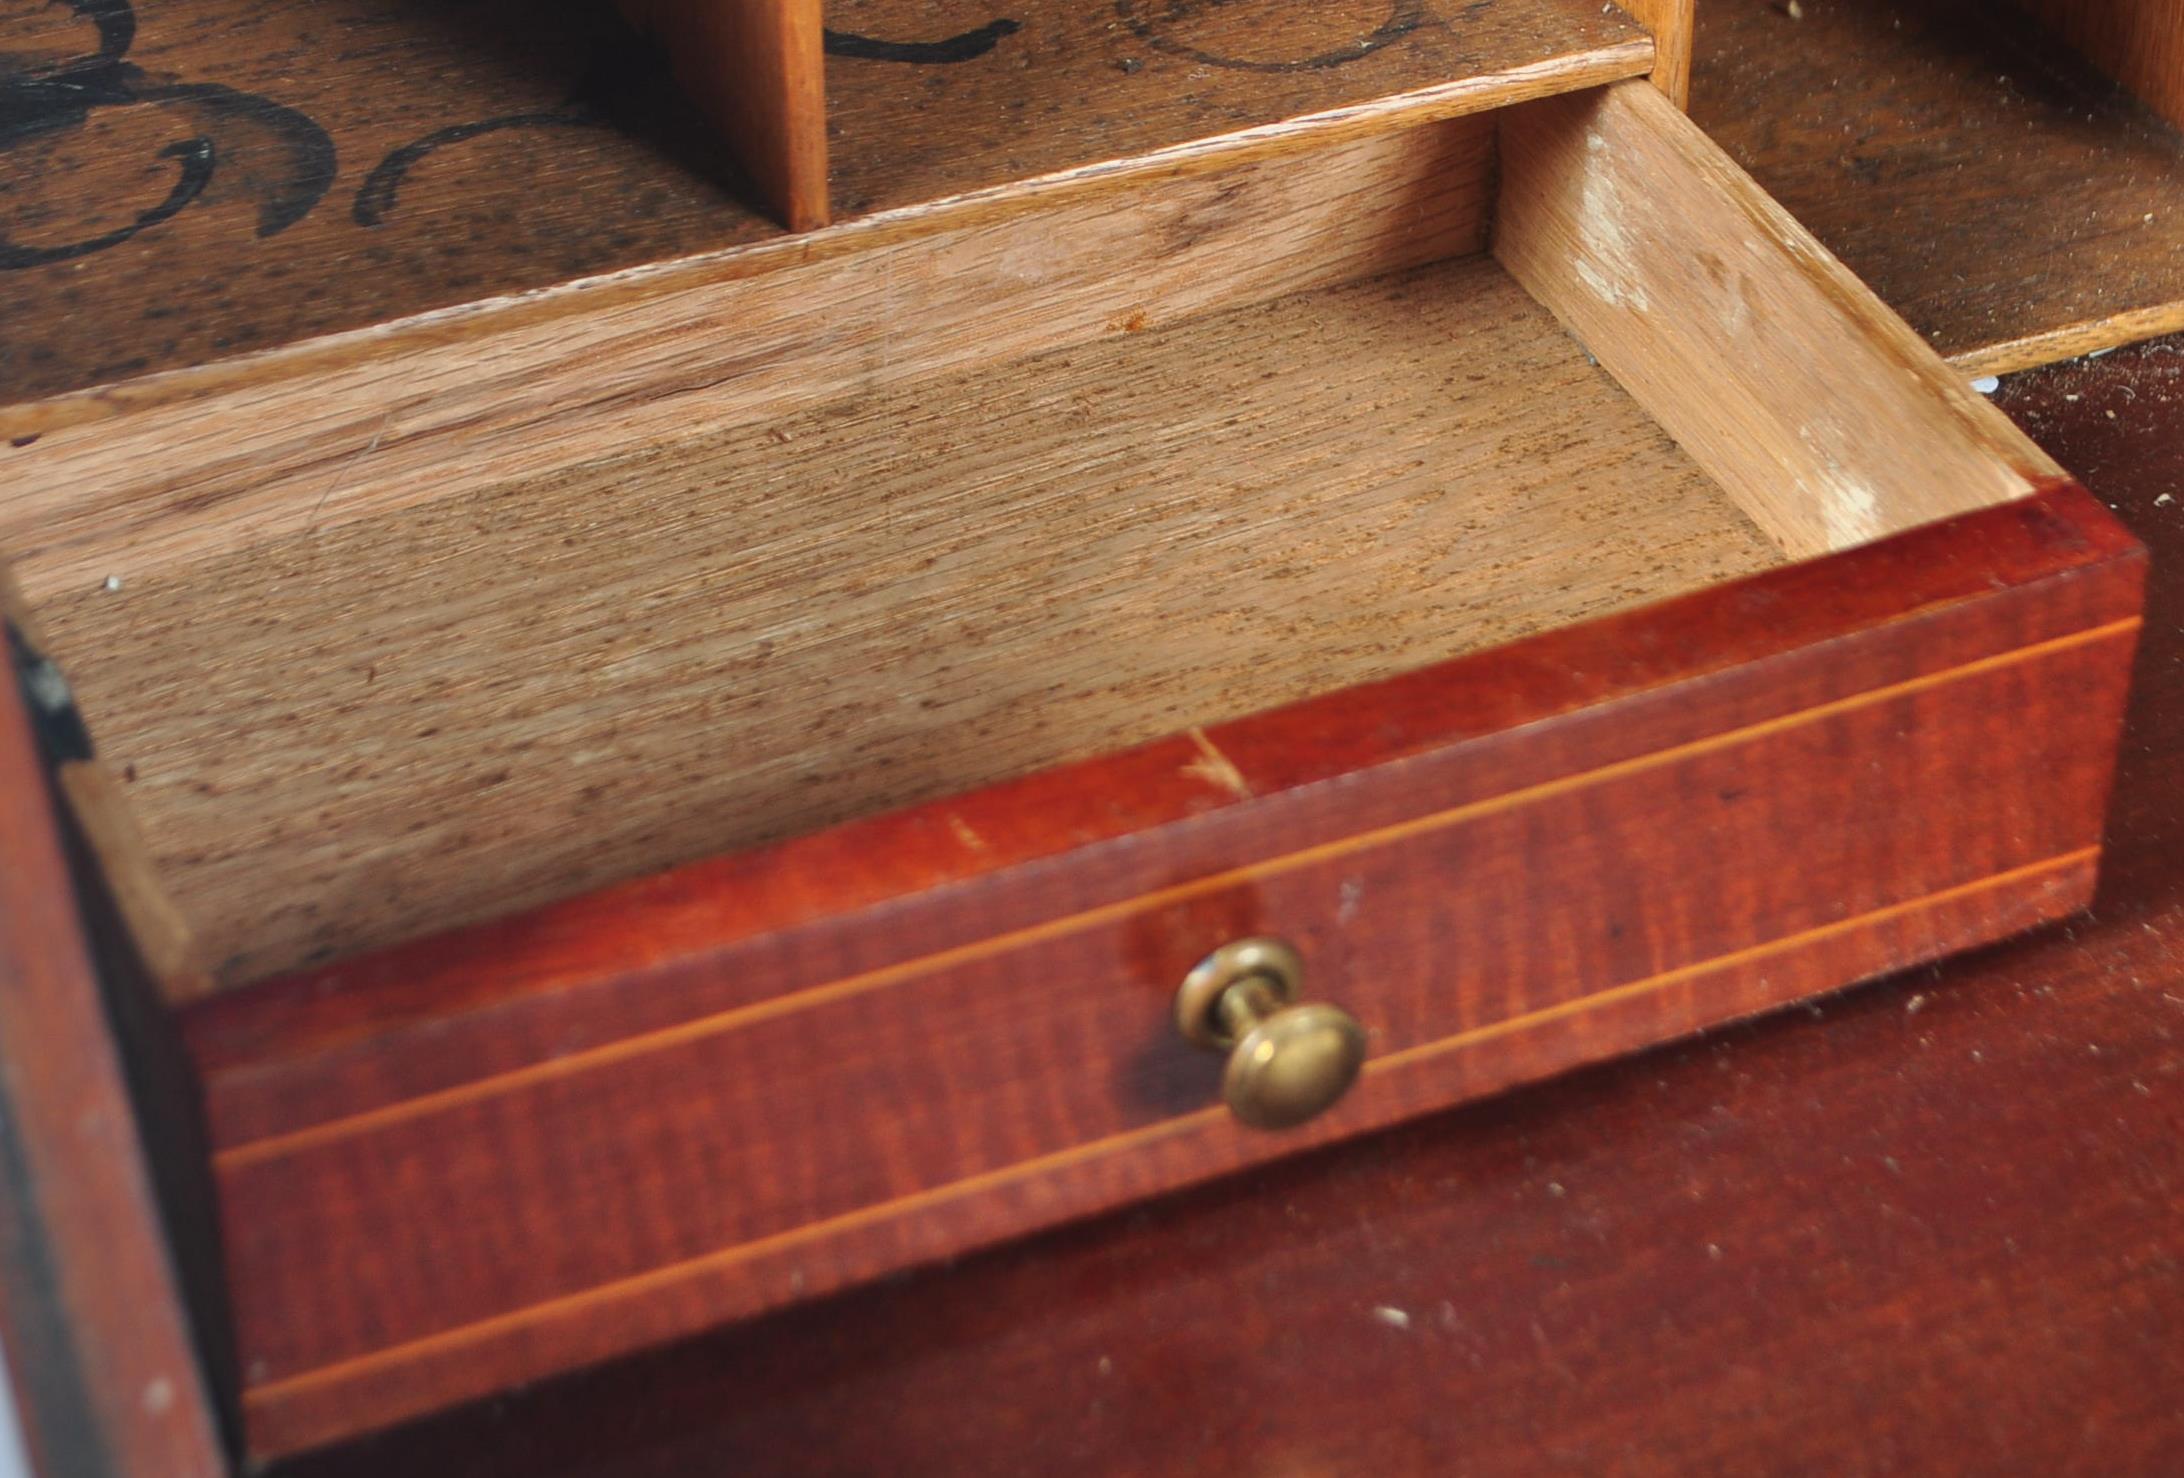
0;115;1515;599
616;0;829;230
1611;0;1695;106
1958;303;2184;379
2016;0;2184;131
29;256;1784;988
1495;81;2061;558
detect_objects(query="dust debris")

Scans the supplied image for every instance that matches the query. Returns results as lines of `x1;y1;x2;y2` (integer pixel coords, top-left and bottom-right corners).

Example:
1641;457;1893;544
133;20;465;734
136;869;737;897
1373;1306;1412;1330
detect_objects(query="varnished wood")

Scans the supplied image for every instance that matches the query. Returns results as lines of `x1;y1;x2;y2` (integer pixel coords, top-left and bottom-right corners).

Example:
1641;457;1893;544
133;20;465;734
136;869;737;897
1496;81;2057;556
265;331;2184;1478
616;0;828;230
0;0;1645;408
0;68;2133;1450
184;480;2142;1457
1692;0;2184;375
1610;0;1693;107
27;252;1787;989
0;591;224;1473
2016;0;2184;131
0;14;2157;1467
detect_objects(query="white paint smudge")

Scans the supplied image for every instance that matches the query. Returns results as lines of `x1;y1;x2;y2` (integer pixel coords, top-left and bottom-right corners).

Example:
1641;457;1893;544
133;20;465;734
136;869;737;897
1573;128;1649;313
1799;422;1886;549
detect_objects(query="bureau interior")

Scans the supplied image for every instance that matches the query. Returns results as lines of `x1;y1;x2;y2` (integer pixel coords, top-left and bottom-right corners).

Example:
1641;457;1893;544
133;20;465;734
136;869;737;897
18;83;2052;993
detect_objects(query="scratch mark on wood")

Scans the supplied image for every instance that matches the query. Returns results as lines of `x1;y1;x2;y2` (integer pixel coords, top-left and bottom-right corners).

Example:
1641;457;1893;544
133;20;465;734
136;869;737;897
1183;726;1251;798
306;414;392;533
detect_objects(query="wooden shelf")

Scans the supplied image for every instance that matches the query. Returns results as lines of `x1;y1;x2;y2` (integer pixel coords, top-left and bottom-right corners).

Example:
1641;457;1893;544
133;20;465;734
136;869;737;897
1692;0;2184;374
818;0;1646;218
0;0;1649;409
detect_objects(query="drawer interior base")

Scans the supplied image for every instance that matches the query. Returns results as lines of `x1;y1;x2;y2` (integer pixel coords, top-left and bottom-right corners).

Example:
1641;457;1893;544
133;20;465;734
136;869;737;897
36;253;1781;986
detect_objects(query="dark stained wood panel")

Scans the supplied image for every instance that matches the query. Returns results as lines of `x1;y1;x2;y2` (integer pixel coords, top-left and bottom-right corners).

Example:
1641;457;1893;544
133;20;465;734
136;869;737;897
0;0;1646;405
0;0;775;401
2015;0;2184;131
184;483;2144;1457
265;334;2184;1478
0;608;225;1473
821;0;1643;217
1692;0;2184;373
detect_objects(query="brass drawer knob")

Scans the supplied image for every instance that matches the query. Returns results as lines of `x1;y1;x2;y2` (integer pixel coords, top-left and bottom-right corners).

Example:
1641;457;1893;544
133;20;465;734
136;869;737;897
1173;938;1366;1131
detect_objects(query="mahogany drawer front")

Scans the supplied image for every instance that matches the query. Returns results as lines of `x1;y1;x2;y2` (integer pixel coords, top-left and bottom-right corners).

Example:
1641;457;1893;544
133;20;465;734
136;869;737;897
187;482;2143;1456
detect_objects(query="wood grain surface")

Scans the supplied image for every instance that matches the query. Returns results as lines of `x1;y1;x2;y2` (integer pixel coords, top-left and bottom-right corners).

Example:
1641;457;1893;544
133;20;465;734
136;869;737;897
1609;0;1694;106
16;74;2095;994
0;115;1507;598
0;590;225;1473
265;335;2184;1478
0;0;1645;407
1;570;205;997
2015;0;2184;130
816;0;1643;219
616;0;829;230
184;481;2142;1456
1495;82;2057;557
29;251;1787;989
1692;0;2184;374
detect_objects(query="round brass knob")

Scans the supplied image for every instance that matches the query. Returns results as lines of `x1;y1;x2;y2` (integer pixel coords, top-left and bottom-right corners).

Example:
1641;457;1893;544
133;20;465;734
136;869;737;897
1173;938;1366;1131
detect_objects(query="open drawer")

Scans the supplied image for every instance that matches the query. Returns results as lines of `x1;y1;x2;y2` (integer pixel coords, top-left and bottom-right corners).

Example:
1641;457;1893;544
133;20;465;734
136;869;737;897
2;77;2145;1465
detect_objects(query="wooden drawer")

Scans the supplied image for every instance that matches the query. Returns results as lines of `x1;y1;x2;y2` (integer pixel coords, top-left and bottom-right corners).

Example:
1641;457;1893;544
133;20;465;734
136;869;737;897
0;25;2144;1471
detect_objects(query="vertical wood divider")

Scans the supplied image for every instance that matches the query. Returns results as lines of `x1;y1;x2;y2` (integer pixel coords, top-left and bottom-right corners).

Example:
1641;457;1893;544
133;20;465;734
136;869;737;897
1607;0;1686;106
1610;0;1694;108
618;0;831;230
2012;0;2184;132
